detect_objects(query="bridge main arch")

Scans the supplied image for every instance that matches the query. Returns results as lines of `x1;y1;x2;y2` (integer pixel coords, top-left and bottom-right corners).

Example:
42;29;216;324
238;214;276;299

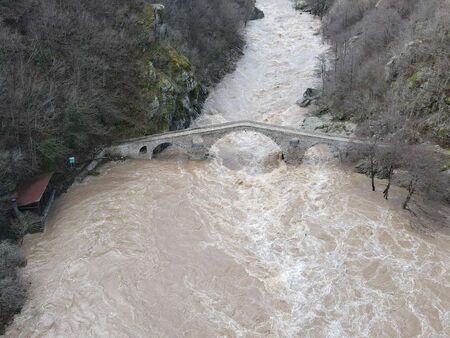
195;125;307;164
207;128;285;158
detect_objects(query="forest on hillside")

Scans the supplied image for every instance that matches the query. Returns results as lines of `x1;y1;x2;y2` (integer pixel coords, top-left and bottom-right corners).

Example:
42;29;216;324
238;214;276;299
0;0;254;194
303;0;449;147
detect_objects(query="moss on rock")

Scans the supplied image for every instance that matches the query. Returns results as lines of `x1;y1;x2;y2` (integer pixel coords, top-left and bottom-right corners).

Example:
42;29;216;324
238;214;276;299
141;4;155;34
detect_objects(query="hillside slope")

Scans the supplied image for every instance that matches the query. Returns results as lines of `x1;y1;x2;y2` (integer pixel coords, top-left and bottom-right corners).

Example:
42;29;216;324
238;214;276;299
304;0;449;147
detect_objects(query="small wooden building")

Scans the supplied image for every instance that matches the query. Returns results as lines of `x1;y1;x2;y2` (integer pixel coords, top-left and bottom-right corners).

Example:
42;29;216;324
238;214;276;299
15;173;54;216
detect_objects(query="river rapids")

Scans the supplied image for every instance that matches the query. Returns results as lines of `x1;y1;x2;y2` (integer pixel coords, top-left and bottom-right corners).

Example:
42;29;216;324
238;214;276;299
6;0;450;337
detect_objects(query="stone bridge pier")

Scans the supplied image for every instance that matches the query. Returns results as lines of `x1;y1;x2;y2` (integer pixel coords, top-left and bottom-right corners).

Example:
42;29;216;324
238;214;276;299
283;138;308;165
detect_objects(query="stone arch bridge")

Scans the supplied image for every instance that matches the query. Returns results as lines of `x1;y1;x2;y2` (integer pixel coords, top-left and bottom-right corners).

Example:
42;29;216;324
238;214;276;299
105;120;366;164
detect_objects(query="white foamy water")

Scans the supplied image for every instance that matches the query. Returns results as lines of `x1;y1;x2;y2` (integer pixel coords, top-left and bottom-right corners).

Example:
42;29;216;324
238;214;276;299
195;0;325;127
6;0;450;337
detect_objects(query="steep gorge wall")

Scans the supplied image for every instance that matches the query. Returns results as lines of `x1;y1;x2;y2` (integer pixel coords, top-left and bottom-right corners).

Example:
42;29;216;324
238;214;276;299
159;0;256;84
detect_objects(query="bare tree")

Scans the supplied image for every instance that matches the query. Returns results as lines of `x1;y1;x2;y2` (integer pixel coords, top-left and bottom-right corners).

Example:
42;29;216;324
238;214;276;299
400;146;448;210
315;54;328;93
346;141;378;191
375;140;404;199
351;118;382;192
368;142;377;192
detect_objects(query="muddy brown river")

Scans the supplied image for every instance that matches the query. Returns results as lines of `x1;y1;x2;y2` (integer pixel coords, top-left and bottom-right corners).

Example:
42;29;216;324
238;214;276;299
6;0;450;337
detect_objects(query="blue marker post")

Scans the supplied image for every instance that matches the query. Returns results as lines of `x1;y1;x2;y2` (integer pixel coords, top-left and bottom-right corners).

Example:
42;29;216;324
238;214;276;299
68;156;76;169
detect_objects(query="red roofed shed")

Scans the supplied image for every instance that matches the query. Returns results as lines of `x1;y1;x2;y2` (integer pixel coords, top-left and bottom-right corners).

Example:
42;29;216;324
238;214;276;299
15;173;54;215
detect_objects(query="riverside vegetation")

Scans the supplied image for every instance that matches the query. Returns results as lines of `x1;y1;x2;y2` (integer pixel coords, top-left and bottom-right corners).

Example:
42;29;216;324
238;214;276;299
297;0;449;216
0;0;255;332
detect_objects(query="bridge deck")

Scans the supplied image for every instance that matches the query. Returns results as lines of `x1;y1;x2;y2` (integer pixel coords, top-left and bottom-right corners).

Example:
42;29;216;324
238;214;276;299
112;120;365;145
110;120;449;157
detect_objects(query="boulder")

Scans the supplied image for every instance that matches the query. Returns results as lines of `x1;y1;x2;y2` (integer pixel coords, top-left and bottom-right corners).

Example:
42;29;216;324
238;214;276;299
250;7;264;20
156;23;168;40
296;88;321;107
151;4;165;11
294;0;311;12
147;61;157;82
148;96;160;117
151;4;164;27
385;56;398;82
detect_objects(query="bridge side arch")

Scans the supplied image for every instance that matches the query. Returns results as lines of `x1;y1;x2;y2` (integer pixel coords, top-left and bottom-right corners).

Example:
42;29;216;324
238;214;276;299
132;138;191;159
300;139;348;161
152;139;192;159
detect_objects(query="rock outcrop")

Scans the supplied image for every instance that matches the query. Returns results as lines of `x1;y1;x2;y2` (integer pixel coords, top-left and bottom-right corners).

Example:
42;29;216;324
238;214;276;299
148;46;207;131
296;88;321;107
293;0;311;12
250;7;264;20
141;6;208;132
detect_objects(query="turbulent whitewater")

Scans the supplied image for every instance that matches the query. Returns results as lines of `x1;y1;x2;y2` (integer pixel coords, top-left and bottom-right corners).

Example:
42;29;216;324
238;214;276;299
7;0;450;337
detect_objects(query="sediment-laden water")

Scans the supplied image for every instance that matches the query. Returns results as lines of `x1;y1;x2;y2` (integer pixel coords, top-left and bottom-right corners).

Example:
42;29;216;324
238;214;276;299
7;0;450;337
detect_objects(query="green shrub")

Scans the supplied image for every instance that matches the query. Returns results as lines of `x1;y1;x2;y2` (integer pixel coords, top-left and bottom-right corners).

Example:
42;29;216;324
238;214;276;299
37;138;68;170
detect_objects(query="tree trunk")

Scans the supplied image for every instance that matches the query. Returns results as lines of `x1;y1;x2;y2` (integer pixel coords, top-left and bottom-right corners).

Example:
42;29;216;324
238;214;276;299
402;193;412;210
370;156;376;191
383;166;393;200
371;171;376;191
402;179;415;210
